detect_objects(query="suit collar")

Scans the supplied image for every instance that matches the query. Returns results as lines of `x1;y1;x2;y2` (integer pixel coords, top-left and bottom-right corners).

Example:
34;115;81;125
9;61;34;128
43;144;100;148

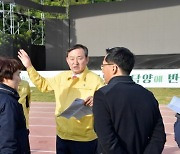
108;76;135;84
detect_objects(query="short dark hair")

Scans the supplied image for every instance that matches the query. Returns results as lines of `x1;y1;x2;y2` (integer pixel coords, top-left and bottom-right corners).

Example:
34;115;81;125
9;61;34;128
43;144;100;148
66;44;88;57
0;56;23;82
105;47;135;75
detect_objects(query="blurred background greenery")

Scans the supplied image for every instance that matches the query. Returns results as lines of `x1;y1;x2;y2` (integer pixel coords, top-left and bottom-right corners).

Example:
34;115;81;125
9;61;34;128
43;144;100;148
31;87;55;102
148;88;180;105
30;87;180;104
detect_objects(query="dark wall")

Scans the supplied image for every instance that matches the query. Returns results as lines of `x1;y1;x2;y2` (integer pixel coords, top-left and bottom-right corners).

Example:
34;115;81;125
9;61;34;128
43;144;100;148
30;45;46;70
45;19;69;70
89;54;180;70
0;34;46;70
0;33;30;60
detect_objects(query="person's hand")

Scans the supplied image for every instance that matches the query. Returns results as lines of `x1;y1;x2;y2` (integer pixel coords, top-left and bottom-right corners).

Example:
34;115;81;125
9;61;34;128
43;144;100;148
84;96;93;107
18;49;32;69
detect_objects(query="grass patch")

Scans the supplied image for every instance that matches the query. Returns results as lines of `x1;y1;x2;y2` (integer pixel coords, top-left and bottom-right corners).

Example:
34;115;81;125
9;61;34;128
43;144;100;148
31;87;55;102
30;87;180;104
148;88;180;104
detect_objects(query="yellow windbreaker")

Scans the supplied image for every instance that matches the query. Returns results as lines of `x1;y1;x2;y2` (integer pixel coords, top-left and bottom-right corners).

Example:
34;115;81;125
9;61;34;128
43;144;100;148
27;66;104;141
18;80;31;129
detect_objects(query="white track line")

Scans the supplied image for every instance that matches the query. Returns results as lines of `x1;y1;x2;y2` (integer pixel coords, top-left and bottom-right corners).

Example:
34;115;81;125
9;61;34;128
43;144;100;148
166;132;174;135
30;117;54;119
30;135;55;138
164;123;175;125
160;110;175;112
30;111;54;113
165;144;178;148
162;116;176;118
31;107;55;109
29;125;55;127
31;150;55;153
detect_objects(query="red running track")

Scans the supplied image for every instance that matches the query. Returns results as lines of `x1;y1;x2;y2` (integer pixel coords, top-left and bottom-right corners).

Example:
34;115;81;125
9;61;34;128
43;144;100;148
29;102;179;154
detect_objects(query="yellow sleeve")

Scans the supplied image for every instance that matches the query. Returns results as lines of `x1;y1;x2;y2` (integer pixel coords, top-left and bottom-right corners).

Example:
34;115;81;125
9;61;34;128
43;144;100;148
27;66;53;92
18;80;31;129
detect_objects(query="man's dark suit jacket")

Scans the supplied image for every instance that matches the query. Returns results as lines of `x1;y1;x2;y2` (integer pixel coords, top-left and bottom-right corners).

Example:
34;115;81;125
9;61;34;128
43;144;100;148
93;76;166;154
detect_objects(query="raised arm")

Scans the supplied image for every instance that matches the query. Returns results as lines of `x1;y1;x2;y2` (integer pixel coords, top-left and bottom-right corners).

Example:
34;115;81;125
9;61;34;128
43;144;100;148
18;49;53;92
18;49;32;69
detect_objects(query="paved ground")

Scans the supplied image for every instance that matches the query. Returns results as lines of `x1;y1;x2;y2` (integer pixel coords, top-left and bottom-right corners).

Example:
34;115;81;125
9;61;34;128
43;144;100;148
30;102;56;154
29;102;179;154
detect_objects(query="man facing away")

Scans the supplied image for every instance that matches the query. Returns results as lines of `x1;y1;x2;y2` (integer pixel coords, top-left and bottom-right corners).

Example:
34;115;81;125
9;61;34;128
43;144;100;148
18;44;104;154
93;47;166;154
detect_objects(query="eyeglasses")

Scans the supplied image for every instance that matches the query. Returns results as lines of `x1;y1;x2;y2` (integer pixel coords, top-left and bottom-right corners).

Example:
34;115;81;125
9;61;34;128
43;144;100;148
101;63;114;69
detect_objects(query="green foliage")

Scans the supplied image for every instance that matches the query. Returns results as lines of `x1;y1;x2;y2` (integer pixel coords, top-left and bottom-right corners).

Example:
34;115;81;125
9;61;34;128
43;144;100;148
31;0;125;19
30;87;179;104
148;88;180;104
31;87;55;102
0;0;125;47
0;32;31;57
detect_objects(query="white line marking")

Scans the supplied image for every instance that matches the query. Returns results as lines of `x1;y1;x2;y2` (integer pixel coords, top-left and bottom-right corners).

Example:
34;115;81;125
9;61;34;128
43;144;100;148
166;132;174;135
162;116;176;118
31;150;56;153
164;123;174;124
160;110;175;112
165;145;178;148
30;117;54;119
31;102;55;103
30;135;55;138
29;125;55;127
31;107;55;109
30;111;54;113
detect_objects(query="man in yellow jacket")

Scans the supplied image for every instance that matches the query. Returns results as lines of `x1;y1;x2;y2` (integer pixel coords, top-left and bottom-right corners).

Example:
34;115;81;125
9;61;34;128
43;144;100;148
18;80;31;129
18;44;104;154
